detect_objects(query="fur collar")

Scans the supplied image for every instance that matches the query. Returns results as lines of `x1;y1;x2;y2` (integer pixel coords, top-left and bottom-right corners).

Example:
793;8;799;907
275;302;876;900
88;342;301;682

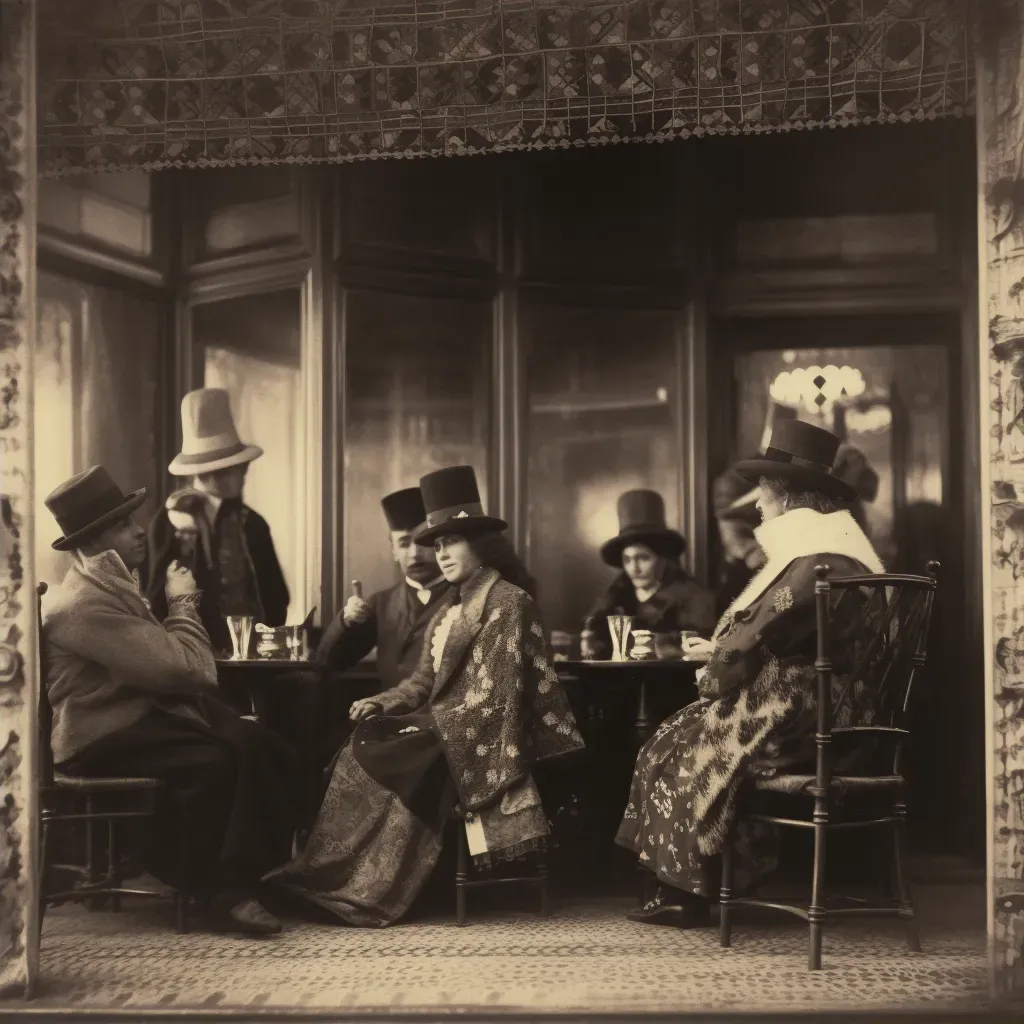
721;509;884;624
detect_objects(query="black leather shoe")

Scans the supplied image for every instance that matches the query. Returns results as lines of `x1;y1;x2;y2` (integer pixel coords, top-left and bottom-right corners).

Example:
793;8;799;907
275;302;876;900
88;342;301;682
627;887;711;928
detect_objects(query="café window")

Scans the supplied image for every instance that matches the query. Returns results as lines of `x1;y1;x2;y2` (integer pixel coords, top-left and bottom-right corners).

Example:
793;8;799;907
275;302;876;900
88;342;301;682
34;271;162;587
343;291;492;598
194;289;306;622
523;303;683;632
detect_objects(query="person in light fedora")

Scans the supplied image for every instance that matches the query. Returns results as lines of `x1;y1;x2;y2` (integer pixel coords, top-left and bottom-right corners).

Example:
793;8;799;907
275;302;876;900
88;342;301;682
617;420;887;930
40;467;303;937
580;489;715;661
267;466;583;927
144;388;289;654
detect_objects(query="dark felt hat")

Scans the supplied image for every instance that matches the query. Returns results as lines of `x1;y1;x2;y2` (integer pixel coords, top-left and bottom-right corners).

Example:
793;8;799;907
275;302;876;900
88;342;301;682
600;490;685;567
734;419;856;501
414;466;507;546
381;487;427;532
45;466;147;552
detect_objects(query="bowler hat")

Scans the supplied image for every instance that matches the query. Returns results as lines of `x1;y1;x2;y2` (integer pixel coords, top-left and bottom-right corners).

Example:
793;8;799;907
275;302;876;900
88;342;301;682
168;388;263;476
600;490;685;567
381;487;427;532
414;466;507;546
734;419;856;501
45;466;147;552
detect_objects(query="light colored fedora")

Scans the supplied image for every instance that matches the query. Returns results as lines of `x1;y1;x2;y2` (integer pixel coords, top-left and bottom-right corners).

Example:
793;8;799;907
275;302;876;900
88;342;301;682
168;388;263;477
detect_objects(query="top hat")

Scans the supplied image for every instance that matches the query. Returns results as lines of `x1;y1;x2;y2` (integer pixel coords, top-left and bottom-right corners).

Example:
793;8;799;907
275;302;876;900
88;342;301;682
712;469;760;526
45;466;147;552
168;388;263;477
600;490;685;567
414;466;507;546
382;487;427;532
734;419;856;501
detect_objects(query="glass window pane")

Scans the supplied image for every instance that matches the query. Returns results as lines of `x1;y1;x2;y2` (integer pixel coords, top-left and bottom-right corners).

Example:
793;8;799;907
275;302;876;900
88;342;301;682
195;290;305;622
38;174;154;257
344;291;491;599
34;271;162;586
524;304;681;632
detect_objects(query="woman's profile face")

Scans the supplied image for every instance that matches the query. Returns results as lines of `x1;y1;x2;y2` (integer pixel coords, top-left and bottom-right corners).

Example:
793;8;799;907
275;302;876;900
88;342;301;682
433;534;483;584
756;478;786;522
622;543;664;590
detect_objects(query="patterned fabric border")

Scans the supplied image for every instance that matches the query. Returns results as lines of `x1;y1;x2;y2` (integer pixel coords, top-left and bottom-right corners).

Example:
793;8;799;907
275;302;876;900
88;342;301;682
37;0;973;177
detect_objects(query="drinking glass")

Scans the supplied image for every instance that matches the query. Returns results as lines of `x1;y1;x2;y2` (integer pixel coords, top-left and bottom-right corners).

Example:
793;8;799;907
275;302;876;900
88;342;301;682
287;624;305;661
226;615;254;661
607;615;633;662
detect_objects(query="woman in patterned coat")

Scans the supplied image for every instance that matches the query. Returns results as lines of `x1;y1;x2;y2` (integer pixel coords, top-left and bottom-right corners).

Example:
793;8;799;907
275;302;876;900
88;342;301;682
266;466;583;926
617;420;885;928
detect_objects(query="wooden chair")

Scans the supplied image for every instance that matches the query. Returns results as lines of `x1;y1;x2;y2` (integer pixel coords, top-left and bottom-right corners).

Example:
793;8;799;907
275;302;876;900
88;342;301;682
36;583;188;935
718;561;939;970
452;804;550;925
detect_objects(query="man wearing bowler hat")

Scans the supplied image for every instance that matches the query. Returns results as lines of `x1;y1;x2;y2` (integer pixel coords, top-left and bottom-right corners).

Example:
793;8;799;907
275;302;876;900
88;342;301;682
144;387;289;655
40;466;303;936
318;487;450;690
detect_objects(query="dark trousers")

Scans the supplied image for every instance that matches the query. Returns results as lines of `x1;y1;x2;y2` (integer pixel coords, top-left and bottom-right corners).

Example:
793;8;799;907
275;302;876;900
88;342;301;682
59;701;303;898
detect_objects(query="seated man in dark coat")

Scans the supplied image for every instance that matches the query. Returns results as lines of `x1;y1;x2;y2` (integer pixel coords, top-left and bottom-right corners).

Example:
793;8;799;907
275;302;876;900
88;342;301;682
41;466;302;936
143;388;289;655
317;486;449;689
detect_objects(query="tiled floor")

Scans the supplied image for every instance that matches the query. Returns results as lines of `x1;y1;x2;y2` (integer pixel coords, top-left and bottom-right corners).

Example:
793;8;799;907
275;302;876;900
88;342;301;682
18;884;989;1014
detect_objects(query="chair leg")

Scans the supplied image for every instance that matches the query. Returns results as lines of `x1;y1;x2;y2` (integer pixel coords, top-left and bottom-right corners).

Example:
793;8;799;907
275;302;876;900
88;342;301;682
808;808;828;971
107;818;121;912
719;830;734;948
892;806;921;952
455;822;468;927
38;819;50;944
175;892;189;935
537;847;550;917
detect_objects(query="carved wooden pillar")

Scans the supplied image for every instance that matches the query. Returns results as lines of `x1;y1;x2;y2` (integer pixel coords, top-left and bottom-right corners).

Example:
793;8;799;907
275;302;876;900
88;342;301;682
979;0;1024;1002
0;0;38;998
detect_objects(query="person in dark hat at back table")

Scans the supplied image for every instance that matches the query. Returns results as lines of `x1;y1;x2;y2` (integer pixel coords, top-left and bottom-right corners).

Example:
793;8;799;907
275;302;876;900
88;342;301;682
581;490;716;662
143;388;289;655
39;466;303;936
316;487;450;689
712;470;766;617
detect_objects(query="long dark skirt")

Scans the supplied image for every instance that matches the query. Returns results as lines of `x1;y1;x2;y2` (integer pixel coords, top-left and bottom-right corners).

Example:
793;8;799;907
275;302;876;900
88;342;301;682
265;710;456;927
58;702;303;896
614;701;779;899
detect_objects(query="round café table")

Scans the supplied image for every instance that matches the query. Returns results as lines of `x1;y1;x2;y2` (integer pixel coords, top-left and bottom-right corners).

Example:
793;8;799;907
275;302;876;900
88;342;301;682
556;658;698;744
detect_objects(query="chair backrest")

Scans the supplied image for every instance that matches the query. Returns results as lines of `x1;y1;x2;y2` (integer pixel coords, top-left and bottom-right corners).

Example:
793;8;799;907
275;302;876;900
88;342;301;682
36;582;55;787
813;561;939;782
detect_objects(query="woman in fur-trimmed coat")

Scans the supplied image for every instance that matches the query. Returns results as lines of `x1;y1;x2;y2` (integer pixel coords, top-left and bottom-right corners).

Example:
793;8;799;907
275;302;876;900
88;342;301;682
617;421;886;928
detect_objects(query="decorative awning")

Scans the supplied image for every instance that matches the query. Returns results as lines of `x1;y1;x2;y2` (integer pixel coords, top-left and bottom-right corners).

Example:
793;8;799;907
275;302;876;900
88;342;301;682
37;0;973;177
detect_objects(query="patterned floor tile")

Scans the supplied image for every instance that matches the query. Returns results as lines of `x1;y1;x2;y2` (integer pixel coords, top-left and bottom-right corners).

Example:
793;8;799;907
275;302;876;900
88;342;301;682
21;893;989;1013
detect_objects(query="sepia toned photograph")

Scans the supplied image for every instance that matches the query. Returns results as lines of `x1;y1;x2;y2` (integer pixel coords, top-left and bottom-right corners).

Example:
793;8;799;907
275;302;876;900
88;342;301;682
0;0;1022;1020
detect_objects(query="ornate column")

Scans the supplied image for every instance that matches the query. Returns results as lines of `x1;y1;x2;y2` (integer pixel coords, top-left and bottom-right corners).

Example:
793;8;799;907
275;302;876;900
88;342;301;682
0;0;39;998
979;0;1024;1002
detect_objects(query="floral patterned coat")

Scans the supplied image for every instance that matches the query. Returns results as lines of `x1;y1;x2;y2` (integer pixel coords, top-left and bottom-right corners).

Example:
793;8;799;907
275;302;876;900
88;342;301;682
685;552;874;857
373;566;585;815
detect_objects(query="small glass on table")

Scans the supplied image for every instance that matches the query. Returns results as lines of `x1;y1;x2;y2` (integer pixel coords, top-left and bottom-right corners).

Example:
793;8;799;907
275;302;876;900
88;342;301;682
226;615;254;661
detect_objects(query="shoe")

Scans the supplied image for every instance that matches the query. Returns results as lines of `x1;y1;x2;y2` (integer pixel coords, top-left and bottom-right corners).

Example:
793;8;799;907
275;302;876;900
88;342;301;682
212;897;283;936
627;887;711;928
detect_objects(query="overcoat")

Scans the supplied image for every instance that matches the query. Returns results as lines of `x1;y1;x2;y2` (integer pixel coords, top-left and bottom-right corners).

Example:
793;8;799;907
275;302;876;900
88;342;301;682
374;566;585;815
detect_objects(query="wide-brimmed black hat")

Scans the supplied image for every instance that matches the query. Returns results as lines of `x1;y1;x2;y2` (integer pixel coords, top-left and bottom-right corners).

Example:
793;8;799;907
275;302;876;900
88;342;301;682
734;419;856;501
381;487;427;532
45;466;147;552
600;490;685;567
414;466;507;546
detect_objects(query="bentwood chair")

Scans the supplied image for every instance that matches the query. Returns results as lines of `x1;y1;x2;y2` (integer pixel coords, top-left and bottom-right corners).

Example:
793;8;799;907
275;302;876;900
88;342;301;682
36;583;188;935
718;562;939;970
452;803;550;925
